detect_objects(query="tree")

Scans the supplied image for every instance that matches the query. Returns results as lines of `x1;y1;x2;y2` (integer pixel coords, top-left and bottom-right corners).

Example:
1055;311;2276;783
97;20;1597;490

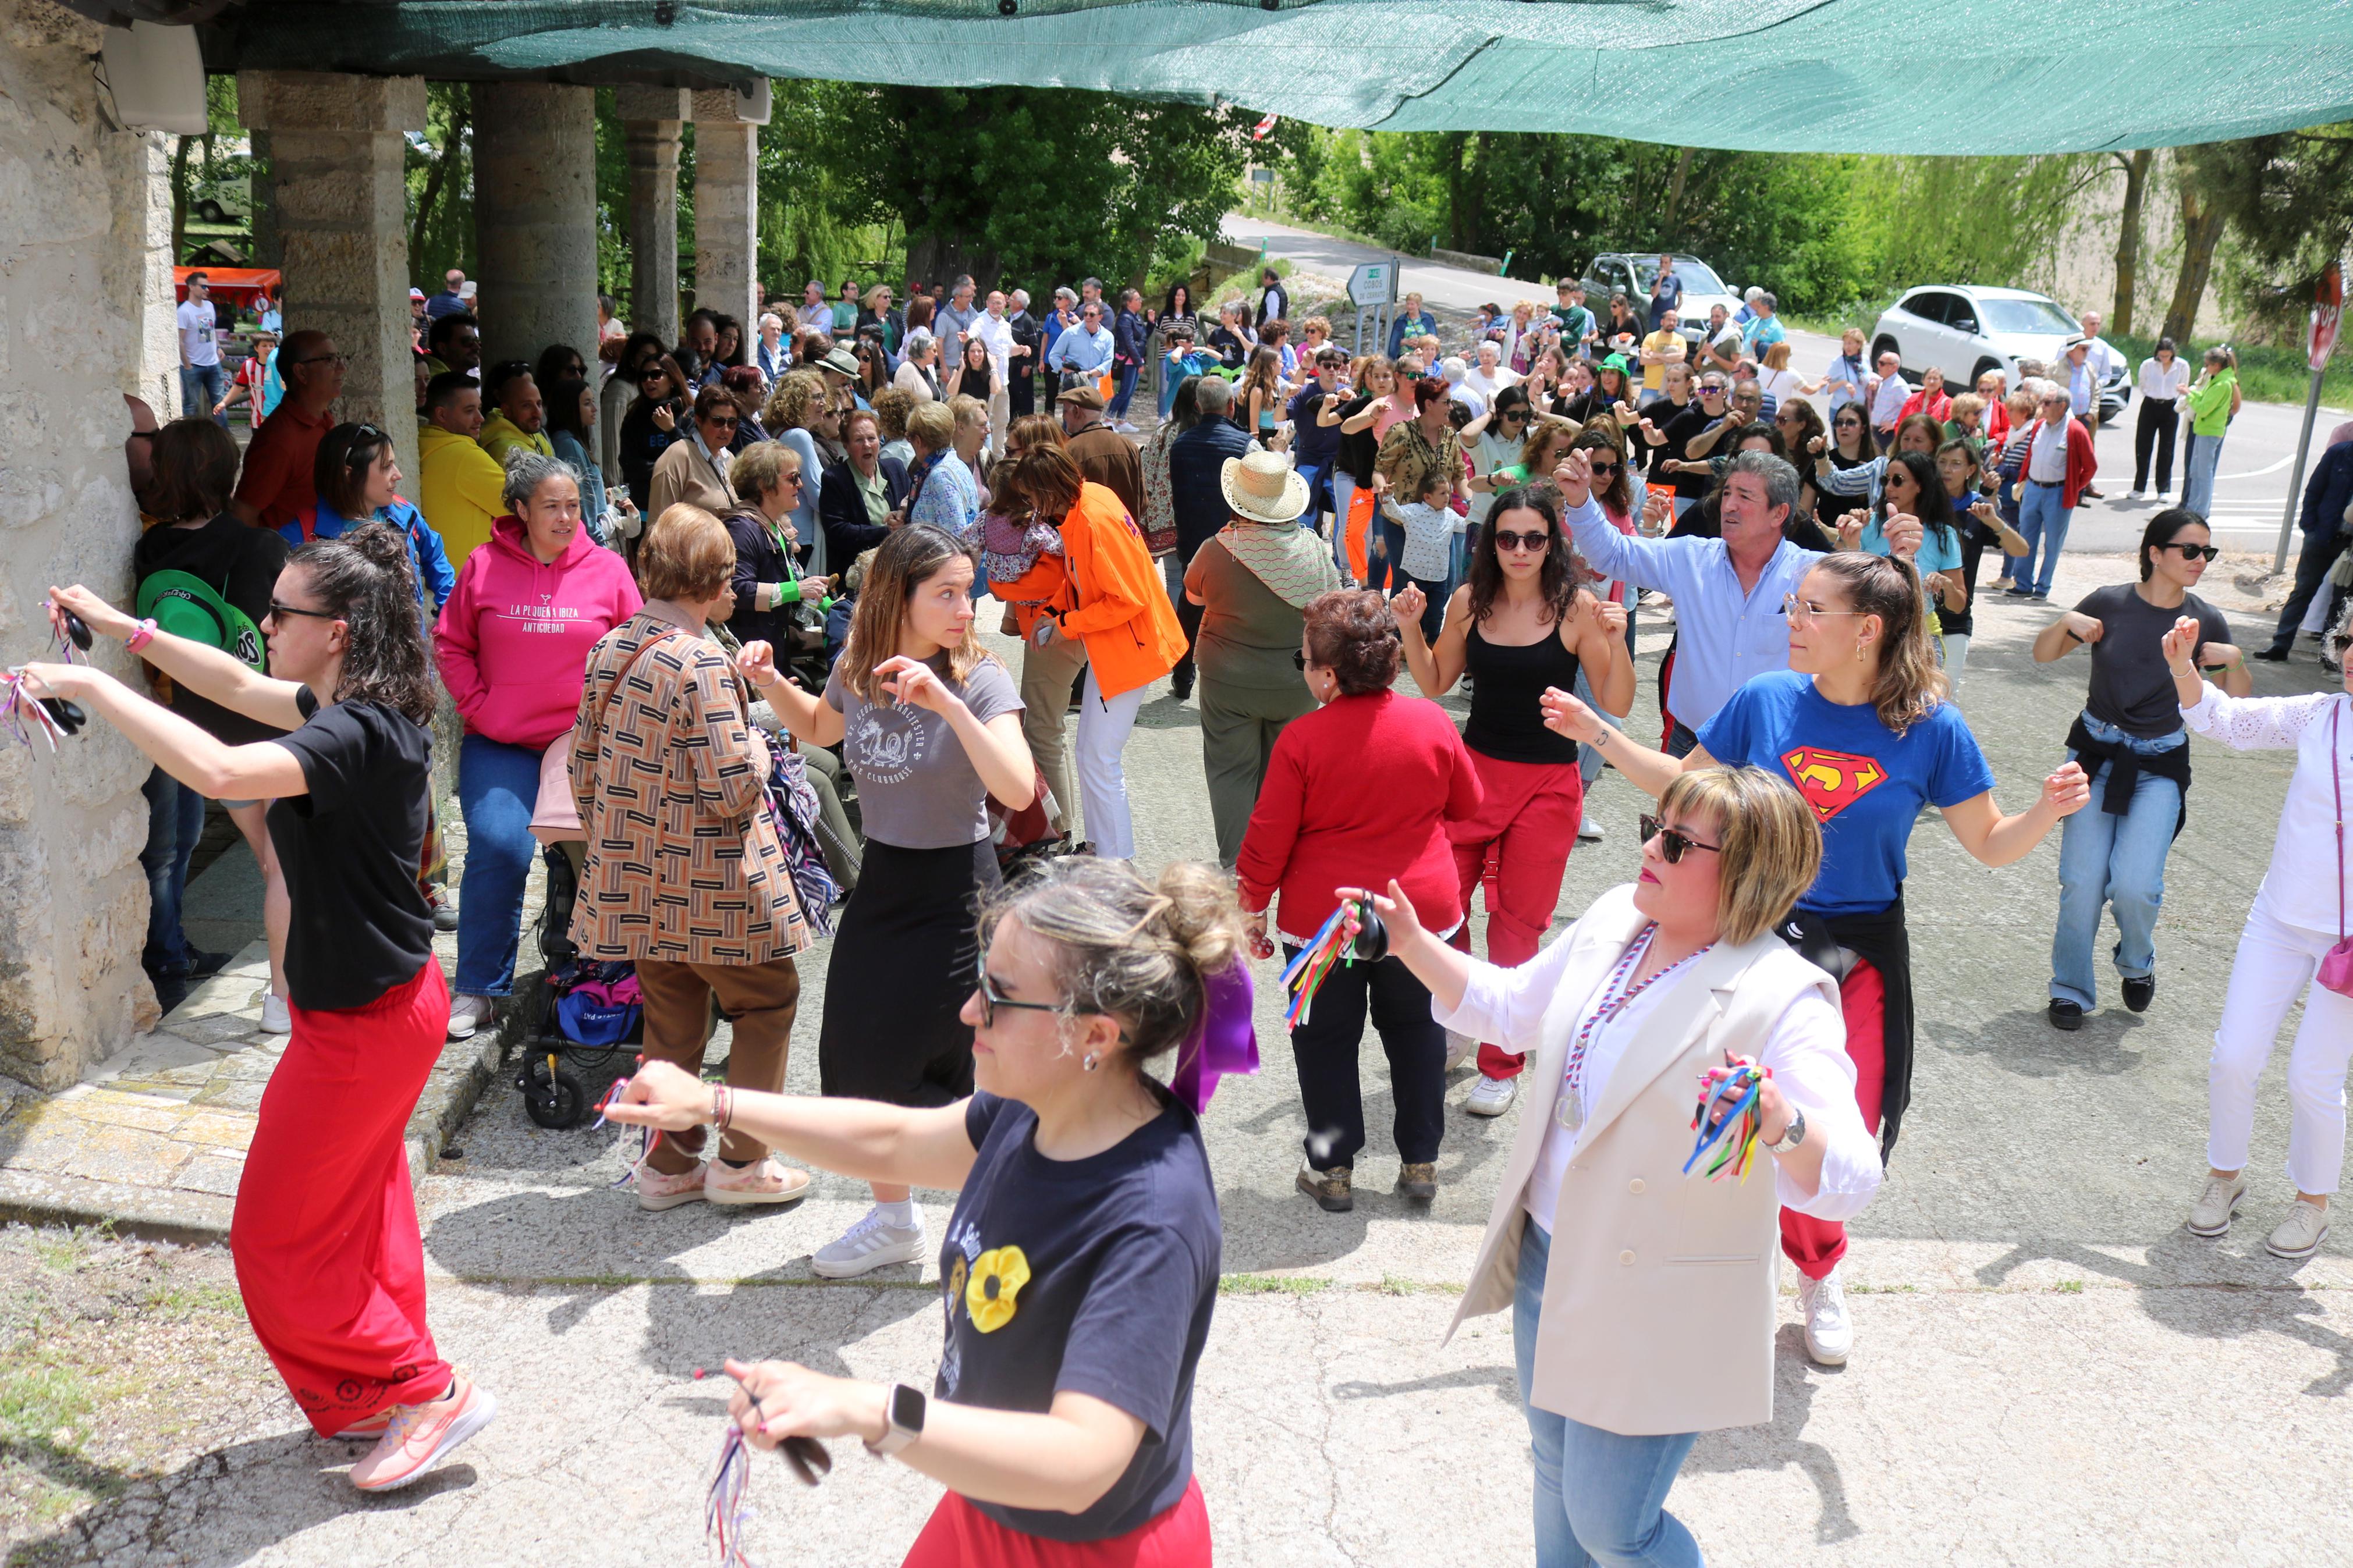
2196;124;2353;340
2161;143;2235;343
2109;148;2153;335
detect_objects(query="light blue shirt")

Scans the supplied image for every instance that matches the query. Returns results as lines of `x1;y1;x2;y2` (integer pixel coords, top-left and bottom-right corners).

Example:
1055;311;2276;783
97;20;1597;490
1563;494;1823;729
1742;314;1786;350
1861;517;1961;574
909;449;979;536
1048;324;1115;376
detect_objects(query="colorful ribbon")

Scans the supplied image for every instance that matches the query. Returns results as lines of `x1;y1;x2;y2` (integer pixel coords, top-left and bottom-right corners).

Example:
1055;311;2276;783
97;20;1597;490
1684;1062;1769;1184
1168;961;1259;1112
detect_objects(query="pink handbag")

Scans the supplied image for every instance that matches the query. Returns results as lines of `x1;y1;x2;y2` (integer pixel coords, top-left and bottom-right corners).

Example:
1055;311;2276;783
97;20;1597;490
2320;705;2353;997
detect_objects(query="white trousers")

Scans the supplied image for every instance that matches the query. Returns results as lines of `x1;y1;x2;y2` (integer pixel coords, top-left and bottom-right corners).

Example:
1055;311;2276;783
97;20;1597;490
2207;901;2353;1194
1074;666;1148;859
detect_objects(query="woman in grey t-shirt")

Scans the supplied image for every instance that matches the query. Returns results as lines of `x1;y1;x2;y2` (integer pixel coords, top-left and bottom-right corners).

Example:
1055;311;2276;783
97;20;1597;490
745;525;1035;1278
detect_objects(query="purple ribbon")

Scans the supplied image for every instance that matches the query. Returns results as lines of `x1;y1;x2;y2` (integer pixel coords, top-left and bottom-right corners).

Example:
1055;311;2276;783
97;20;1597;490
1169;962;1259;1113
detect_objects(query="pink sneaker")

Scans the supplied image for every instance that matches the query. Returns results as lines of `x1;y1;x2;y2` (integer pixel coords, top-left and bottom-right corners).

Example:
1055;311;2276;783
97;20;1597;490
348;1375;496;1492
705;1157;811;1207
330;1408;394;1439
636;1161;708;1211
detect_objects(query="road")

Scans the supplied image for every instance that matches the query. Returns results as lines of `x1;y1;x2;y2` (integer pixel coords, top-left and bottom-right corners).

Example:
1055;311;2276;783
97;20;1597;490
1222;214;2351;562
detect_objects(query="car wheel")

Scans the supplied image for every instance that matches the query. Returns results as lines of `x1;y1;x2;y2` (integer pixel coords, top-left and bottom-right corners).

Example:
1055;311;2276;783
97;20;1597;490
1872;335;1903;376
197;200;226;223
1971;357;2004;389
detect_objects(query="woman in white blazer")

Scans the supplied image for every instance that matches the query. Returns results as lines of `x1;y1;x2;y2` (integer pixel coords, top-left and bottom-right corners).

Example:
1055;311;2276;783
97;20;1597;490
1347;766;1882;1568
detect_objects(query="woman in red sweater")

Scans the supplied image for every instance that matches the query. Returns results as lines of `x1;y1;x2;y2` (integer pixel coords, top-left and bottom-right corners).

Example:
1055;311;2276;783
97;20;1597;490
1236;590;1483;1214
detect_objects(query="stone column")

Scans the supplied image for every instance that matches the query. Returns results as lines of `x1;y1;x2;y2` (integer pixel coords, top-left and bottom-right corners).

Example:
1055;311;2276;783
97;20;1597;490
691;84;769;327
616;86;688;348
471;83;599;371
237;70;427;483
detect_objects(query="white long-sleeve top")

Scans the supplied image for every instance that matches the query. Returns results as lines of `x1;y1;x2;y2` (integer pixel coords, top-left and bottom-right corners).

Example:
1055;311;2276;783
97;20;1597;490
1434;925;1883;1231
2181;685;2353;935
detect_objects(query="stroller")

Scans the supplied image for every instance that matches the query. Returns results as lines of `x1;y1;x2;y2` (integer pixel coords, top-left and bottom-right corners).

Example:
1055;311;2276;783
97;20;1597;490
510;839;644;1129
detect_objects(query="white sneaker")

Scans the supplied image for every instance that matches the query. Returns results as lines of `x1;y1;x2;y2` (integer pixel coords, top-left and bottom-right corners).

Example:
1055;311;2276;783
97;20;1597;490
1465;1075;1516;1117
811;1207;928;1278
2128;488;2146;500
2264;1199;2331;1261
2185;1173;2246;1238
1443;1029;1477;1071
259;991;291;1034
1578;817;1603;844
1798;1267;1852;1366
446;993;496;1041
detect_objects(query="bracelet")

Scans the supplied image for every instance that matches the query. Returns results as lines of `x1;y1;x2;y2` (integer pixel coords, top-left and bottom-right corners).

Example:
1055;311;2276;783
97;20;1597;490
2061;628;2082;643
710;1085;732;1130
125;617;158;652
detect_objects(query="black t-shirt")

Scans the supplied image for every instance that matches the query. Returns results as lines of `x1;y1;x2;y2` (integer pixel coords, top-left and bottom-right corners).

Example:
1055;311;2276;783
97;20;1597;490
1653;402;1717;500
131;514;290;746
2074;583;2232;737
938;1091;1220;1542
1290;385;1341;468
267;691;435;1010
1335;394;1380;485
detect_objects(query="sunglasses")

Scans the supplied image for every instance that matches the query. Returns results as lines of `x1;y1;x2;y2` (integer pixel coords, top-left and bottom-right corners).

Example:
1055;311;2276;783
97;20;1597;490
704;414;741;428
1587;460;1619;475
1492;529;1552;554
267;599;339;622
2159;542;2221;563
1699;385;1727;397
973;950;1060;1028
1639;814;1723;865
288;353;350;369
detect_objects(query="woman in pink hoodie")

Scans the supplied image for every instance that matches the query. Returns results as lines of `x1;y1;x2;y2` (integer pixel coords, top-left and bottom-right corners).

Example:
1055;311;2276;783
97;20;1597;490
433;451;642;1039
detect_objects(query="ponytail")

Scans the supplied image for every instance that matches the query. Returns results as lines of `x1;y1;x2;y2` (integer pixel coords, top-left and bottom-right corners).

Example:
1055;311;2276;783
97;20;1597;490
1811;551;1947;735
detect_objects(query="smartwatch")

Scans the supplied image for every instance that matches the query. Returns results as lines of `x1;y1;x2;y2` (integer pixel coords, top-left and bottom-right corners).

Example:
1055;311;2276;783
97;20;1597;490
868;1382;927;1457
1765;1105;1807;1157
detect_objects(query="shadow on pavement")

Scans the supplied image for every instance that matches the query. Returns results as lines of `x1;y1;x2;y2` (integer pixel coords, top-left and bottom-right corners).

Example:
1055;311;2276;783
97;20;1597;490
1685;1327;1861;1545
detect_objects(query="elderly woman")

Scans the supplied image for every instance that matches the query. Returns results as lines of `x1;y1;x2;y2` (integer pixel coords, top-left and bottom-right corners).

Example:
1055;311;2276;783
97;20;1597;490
872;386;917;469
1348;767;1881;1567
722;441;832;657
817;406;910;567
761;369;833;578
895;328;943;403
1237;589;1482;1212
905;399;981;538
432;451;643;1040
571;504;816;1211
1187;451;1344;866
649;383;741;520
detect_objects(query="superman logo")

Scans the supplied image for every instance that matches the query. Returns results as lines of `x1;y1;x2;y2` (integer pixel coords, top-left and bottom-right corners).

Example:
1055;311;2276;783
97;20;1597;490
1779;746;1887;822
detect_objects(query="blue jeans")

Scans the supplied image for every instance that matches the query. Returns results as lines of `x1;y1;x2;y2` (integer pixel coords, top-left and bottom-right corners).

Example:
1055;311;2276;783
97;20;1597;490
1332;473;1359;579
2181;431;2223;517
1366;518;1408;593
2014;479;2072;596
455;733;544;998
1515;1224;1703;1567
1108;361;1140;419
2052;717;2184;1009
180;362;228;426
140;766;205;975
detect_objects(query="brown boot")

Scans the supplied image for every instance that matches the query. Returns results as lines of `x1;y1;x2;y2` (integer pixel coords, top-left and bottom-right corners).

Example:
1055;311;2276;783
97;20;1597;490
1296;1164;1354;1213
1397;1162;1437;1201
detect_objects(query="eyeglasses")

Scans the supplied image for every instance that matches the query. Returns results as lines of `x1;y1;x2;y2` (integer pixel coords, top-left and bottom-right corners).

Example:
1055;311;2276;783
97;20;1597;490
1492;529;1551;554
2160;542;2222;563
1782;593;1868;624
1639;814;1723;865
973;950;1063;1028
267;599;340;622
288;353;350;369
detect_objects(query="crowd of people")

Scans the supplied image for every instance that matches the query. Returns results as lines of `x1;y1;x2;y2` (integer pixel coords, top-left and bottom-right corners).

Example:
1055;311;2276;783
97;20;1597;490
36;254;2348;1562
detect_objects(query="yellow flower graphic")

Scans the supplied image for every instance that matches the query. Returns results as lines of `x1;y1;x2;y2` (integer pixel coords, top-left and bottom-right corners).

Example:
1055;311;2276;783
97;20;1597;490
947;1252;968;1306
964;1245;1031;1333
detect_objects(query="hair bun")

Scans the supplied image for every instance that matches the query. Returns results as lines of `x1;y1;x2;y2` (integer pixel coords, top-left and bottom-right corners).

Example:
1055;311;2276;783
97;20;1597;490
341;520;414;575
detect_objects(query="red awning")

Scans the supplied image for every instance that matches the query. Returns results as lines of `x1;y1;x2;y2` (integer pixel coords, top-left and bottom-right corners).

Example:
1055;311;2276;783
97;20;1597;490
174;266;281;307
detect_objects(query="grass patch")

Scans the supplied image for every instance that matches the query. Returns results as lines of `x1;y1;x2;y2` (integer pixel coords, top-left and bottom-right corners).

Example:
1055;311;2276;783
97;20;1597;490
2055;1279;2086;1294
1218;1273;1332;1297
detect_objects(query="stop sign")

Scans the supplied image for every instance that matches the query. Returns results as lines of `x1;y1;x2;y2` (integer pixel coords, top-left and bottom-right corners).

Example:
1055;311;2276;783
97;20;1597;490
2313;259;2343;372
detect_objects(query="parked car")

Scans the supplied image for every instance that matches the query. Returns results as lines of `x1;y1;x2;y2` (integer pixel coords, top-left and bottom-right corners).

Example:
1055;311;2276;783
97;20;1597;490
1580;253;1742;347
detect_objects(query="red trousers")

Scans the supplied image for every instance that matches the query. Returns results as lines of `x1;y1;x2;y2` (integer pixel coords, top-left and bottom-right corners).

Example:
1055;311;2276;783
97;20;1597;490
1446;751;1583;1081
1780;958;1887;1281
903;1478;1211;1567
230;957;453;1435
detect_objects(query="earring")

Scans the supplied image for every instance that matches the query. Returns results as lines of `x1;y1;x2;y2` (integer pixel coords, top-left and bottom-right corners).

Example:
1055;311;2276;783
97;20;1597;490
1082;1052;1099;1072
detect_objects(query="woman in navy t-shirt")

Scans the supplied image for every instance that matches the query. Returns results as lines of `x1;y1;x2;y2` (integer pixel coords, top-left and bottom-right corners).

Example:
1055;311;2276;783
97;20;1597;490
608;857;1237;1565
1537;521;2090;1371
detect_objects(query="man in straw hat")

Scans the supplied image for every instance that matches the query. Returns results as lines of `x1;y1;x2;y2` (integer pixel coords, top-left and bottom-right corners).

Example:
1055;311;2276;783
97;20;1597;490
1184;449;1343;862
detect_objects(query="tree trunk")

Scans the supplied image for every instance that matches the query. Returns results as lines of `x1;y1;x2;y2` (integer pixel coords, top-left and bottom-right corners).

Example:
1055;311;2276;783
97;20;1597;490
410;103;469;275
169;133;192;263
2161;173;2227;344
2109;148;2152;336
1441;131;1474;253
1662;146;1696;243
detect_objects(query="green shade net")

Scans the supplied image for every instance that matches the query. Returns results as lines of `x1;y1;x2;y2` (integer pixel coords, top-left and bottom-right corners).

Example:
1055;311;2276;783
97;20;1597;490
215;0;2353;153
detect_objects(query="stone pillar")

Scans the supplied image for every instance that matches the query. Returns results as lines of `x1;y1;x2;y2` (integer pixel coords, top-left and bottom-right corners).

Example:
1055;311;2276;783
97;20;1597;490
246;127;282;271
691;84;768;328
616;86;688;348
471;83;599;370
237;70;427;483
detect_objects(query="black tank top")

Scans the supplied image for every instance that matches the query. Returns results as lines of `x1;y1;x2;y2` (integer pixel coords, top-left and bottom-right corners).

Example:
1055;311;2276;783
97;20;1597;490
1461;618;1581;765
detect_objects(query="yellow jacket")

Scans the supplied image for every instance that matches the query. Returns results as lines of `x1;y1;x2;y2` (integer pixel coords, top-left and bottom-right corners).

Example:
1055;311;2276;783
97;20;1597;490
478;414;553;467
420;424;507;568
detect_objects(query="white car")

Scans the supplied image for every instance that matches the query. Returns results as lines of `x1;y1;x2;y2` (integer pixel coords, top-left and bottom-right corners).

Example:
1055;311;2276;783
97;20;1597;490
1869;286;2085;390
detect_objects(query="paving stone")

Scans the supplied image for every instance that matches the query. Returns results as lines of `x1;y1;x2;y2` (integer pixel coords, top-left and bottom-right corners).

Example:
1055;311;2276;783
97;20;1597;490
172;1154;247;1197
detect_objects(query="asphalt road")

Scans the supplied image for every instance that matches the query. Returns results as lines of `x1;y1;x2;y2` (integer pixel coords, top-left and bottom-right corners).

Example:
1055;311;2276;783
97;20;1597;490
1222;214;2351;562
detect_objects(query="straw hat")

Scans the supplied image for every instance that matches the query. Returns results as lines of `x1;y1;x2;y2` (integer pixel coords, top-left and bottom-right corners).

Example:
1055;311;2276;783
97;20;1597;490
1219;450;1309;525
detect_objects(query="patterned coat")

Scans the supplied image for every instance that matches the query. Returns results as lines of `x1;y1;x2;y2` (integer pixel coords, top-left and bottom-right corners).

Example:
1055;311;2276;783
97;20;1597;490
568;612;812;964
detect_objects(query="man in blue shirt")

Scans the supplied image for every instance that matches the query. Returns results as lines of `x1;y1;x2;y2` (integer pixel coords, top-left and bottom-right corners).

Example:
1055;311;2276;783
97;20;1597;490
1046;301;1115;391
1646;254;1683;332
1741;291;1786;351
1559;449;1914;752
423;268;467;322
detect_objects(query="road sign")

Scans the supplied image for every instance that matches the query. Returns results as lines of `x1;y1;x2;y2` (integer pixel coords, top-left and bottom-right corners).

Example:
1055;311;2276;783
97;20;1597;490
1347;261;1396;309
2276;258;2344;571
2309;258;2342;372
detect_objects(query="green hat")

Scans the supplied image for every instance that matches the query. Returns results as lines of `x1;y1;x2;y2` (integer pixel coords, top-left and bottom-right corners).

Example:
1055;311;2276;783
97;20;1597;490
1600;353;1632;374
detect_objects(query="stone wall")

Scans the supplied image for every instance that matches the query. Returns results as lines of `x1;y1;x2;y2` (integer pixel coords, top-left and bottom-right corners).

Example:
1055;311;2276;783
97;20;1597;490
0;0;177;1087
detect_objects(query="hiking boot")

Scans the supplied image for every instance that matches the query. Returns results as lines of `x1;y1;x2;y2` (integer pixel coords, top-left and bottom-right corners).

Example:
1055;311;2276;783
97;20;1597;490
1296;1164;1353;1213
1396;1162;1437;1201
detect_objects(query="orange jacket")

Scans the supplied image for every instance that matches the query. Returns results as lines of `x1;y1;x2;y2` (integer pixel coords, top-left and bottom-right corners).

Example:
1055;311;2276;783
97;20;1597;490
1053;481;1187;698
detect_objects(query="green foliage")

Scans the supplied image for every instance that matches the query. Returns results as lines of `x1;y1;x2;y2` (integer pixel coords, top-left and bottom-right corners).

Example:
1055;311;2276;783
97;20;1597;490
1855;154;2104;296
404;83;475;288
2194;125;2353;339
753;80;898;299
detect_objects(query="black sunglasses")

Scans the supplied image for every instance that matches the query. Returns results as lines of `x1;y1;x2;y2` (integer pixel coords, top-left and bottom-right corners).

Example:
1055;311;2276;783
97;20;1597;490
973;950;1059;1028
1587;458;1619;474
2160;542;2221;563
267;599;339;622
1639;814;1723;865
1492;529;1552;553
1291;650;1311;670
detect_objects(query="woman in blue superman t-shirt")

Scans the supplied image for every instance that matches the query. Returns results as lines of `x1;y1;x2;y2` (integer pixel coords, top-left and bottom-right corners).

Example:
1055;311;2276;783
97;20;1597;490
1540;543;2089;1371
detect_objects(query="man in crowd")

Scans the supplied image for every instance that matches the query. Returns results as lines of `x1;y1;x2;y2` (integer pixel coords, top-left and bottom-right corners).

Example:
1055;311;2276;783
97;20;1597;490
970;290;1016;436
423;312;481;380
1165;377;1251;702
1046;300;1116;391
1639;308;1686;400
1005;287;1042;419
424;268;467;321
1732;286;1766;330
479;365;551;464
1647;252;1683;331
935;275;980;368
1058;385;1142;517
418;371;506;568
2060;337;2107;497
1440;355;1484;419
2004;383;2099;600
229;329;343;534
1255;266;1289;332
682;309;722;387
1820;326;1871;414
1741;291;1786;351
176;272;226;425
1287;346;1348;531
1868;348;1910;452
1552;279;1595;357
409;287;428;350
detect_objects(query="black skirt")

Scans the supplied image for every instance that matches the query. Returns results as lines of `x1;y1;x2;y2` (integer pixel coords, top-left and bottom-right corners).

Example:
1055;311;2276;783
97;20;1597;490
818;838;999;1106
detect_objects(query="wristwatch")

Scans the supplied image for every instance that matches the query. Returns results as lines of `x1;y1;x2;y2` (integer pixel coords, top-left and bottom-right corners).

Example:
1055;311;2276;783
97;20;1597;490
1765;1106;1807;1156
868;1382;927;1457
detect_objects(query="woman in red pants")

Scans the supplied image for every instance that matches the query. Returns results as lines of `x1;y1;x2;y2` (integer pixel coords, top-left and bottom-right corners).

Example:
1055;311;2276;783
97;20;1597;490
1538;452;2089;1370
1393;484;1631;1117
30;527;491;1494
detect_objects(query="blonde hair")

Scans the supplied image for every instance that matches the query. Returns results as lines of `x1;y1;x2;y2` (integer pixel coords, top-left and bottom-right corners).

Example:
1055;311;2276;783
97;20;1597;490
1656;767;1822;945
1808;552;1949;734
637;503;736;601
947;392;989;436
1948;392;1986;422
1762;340;1792;371
762;368;825;432
906;399;956;450
1518;415;1581;470
729;440;801;504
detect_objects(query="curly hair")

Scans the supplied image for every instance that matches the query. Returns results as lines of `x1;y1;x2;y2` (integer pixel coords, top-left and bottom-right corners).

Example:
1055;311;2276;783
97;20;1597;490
762;368;825;433
1468;485;1585;630
871;386;915;443
287;524;435;726
1303;589;1401;695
